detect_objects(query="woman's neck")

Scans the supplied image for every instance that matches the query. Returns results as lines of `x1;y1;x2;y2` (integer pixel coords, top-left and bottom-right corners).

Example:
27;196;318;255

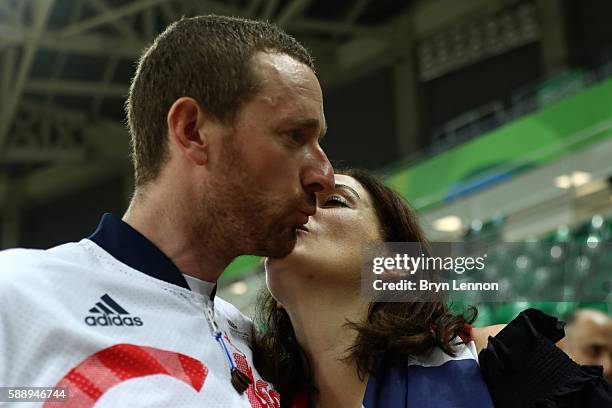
284;287;369;408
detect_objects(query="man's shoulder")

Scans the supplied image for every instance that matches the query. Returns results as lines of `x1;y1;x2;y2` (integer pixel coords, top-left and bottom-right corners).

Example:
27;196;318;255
0;241;90;284
0;247;49;275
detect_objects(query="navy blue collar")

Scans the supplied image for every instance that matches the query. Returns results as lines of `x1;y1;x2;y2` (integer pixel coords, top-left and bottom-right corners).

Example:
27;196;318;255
88;213;216;300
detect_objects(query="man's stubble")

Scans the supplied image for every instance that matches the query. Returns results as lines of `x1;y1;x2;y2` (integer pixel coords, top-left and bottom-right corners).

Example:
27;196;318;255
197;133;298;261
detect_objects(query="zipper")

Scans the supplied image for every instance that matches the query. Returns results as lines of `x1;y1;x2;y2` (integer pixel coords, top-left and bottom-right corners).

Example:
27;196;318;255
204;301;252;394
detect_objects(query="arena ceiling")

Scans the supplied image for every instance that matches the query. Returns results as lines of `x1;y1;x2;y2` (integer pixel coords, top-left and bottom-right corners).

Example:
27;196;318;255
0;0;508;207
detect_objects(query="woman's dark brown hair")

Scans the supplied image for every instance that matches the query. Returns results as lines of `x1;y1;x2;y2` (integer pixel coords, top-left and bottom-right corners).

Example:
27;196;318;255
252;168;476;405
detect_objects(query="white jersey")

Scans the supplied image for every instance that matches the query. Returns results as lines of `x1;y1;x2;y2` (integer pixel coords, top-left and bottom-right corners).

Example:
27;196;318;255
0;239;278;407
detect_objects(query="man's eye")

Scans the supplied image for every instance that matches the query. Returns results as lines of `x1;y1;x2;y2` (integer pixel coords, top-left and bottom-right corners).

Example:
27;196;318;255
287;130;305;143
323;195;349;207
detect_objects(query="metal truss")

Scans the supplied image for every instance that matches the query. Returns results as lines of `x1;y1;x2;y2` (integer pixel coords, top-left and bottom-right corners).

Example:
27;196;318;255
0;0;379;168
0;0;521;208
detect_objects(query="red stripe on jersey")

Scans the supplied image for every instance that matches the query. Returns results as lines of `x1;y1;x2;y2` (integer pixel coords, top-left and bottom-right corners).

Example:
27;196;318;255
44;343;207;408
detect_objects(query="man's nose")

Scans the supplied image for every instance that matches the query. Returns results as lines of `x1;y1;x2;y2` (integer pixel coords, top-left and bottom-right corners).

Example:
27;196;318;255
301;145;334;195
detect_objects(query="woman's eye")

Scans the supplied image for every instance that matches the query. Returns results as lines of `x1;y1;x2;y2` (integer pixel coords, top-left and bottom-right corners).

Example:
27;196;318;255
323;195;349;207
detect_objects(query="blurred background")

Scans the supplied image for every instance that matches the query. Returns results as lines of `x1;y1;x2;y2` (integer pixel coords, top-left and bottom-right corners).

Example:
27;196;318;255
0;0;611;325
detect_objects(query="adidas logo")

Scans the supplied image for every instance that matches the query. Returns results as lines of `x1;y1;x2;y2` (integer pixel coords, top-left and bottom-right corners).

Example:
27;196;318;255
84;294;143;327
227;319;238;330
227;318;249;340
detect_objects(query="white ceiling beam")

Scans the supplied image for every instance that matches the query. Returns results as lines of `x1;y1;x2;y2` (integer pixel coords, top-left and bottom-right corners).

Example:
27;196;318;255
412;0;506;38
289;18;373;36
190;0;242;16
3;16;373;60
0;1;12;18
159;2;180;24
41;33;143;57
11;0;27;28
0;29;143;57
0;22;25;45
244;0;262;17
1;177;20;249
330;0;370;41
320;7;418;88
0;0;54;150
89;0;140;41
319;0;510;88
276;0;312;27
19;160;130;205
260;0;278;20
44;0;86;107
57;0;167;37
21;100;87;122
43;49;68;105
2;105;86;164
0;102;131;206
91;57;120;116
21;102;130;158
1;47;16;104
326;35;395;85
343;0;370;23
0;172;8;210
143;7;156;40
25;79;127;97
1;147;86;164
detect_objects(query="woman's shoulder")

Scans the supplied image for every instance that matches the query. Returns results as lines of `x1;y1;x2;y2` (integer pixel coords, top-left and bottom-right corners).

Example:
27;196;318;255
472;324;506;353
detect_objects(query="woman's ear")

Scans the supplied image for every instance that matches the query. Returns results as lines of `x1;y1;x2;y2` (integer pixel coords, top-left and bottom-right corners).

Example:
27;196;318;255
167;97;208;166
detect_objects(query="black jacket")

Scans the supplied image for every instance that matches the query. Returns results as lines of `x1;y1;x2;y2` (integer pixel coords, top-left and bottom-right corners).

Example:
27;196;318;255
479;308;612;407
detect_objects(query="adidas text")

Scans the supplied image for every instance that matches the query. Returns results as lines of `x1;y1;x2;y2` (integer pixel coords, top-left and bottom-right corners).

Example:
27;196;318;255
85;315;143;326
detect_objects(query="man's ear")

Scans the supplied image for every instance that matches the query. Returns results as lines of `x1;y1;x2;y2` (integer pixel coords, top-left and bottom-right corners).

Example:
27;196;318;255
167;97;209;166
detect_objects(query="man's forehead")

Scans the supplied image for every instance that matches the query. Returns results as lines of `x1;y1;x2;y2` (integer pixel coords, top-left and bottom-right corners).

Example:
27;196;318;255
247;51;324;133
575;310;612;327
572;319;612;340
251;51;317;85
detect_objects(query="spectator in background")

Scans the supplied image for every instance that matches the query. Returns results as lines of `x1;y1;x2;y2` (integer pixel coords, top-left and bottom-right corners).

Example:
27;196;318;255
559;309;612;382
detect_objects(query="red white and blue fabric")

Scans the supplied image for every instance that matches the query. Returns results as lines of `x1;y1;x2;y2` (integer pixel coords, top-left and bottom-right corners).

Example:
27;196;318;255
362;334;494;408
291;328;493;408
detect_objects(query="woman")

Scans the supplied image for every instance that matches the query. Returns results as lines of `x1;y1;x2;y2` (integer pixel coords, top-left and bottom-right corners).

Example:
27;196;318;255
252;169;612;408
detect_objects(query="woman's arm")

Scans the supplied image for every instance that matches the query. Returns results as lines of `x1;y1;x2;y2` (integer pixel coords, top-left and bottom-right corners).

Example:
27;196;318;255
472;324;506;353
473;323;567;354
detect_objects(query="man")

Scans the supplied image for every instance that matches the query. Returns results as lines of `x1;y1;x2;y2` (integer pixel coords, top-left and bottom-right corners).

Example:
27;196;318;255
559;309;612;382
0;16;333;407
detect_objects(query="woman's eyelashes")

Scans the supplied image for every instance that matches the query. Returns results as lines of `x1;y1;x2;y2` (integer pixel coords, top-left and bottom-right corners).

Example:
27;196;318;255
321;194;350;208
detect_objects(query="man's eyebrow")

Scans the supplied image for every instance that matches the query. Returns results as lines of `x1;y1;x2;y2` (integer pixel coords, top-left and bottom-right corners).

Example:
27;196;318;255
335;183;360;199
286;117;327;141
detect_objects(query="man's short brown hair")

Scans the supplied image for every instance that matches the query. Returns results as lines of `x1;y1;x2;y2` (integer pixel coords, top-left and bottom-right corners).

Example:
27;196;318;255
126;15;315;187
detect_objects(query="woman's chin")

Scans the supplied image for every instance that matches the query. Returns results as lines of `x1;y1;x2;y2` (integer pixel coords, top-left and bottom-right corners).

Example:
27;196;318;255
265;256;311;301
270;235;307;261
265;248;315;281
266;250;299;270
